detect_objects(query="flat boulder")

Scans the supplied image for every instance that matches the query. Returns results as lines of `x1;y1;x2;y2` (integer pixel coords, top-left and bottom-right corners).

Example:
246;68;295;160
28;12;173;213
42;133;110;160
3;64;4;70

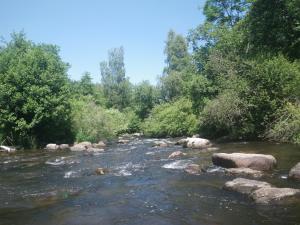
251;187;300;204
225;168;263;178
185;138;211;149
224;178;271;195
288;162;300;181
168;151;186;159
212;153;276;171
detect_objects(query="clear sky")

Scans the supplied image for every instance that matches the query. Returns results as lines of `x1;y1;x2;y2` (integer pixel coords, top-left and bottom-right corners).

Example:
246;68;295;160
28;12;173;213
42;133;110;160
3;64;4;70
0;0;205;84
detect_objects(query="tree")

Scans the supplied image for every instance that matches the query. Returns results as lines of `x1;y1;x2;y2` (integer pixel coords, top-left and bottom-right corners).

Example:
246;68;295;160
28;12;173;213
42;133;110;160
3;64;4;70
100;47;132;110
204;0;253;27
0;32;73;147
247;0;300;59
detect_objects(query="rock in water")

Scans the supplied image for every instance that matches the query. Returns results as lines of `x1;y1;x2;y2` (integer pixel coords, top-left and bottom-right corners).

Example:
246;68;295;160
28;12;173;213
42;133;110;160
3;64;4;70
153;140;170;147
185;138;211;149
224;178;271;194
45;144;59;150
225;168;263;178
251;187;300;204
184;164;202;175
168;151;186;159
59;144;70;150
0;145;16;153
288;162;300;181
93;141;106;148
95;168;107;175
70;141;92;151
212;153;276;171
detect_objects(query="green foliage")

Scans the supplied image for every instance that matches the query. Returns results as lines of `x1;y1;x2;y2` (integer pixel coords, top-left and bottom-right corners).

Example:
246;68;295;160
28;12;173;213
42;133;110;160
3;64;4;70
247;0;300;59
143;98;198;137
70;96;129;142
265;102;300;144
132;81;159;119
0;32;73;147
100;47;132;110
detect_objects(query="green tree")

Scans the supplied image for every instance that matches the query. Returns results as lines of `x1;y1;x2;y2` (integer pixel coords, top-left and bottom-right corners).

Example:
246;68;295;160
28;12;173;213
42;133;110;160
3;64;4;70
0;32;73;147
100;47;132;110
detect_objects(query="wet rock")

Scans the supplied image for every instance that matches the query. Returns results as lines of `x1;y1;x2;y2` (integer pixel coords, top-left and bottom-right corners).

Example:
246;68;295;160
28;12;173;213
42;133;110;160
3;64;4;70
95;167;108;175
153;140;171;147
86;147;104;153
168;151;186;159
225;168;263;178
212;153;276;171
224;178;271;195
133;132;143;137
118;139;130;144
185;138;211;149
175;138;188;145
92;141;106;148
0;145;16;153
70;141;92;151
59;144;70;150
251;187;300;204
45;144;59;150
184;164;202;175
288;162;300;181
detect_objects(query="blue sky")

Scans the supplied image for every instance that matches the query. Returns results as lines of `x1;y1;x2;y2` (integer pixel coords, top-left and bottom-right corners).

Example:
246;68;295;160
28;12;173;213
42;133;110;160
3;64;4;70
0;0;205;84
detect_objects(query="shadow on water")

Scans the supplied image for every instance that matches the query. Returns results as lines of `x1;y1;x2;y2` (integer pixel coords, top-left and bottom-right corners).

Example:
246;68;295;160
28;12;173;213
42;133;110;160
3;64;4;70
0;140;300;225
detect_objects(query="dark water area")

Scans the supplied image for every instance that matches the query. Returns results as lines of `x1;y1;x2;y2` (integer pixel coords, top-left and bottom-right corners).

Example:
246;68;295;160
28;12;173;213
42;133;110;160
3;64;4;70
0;139;300;225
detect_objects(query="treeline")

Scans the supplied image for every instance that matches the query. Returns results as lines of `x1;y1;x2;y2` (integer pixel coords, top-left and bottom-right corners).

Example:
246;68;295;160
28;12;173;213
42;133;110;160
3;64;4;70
0;0;299;148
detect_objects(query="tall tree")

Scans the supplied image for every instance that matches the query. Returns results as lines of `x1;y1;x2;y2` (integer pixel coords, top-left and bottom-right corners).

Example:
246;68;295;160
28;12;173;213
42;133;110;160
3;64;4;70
100;47;131;110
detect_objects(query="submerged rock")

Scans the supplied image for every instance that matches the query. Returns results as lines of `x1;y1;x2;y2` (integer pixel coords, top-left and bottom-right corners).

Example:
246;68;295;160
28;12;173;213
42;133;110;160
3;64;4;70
153;140;171;147
185;138;211;149
212;153;276;171
225;168;263;178
168;151;186;159
95;167;108;175
184;164;202;175
251;187;300;204
288;162;300;181
0;145;16;153
224;178;271;195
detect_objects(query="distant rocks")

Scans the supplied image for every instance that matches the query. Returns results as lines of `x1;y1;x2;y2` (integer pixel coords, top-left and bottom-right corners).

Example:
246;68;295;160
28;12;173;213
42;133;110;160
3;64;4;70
288;162;300;181
92;141;106;148
45;144;70;151
168;151;186;159
153;140;172;147
212;153;276;171
0;145;16;153
224;178;300;204
45;141;106;152
176;137;211;149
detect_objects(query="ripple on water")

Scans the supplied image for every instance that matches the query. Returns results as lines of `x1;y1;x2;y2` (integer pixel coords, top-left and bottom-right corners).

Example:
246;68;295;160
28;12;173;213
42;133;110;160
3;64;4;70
162;160;193;170
113;162;144;176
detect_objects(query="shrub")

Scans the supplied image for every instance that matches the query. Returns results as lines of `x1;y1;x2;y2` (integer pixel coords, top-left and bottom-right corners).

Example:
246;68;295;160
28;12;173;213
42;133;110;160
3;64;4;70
142;98;198;137
264;102;300;144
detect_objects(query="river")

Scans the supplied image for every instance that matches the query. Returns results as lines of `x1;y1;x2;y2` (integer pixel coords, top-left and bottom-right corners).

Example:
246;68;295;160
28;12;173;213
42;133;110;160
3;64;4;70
0;138;300;225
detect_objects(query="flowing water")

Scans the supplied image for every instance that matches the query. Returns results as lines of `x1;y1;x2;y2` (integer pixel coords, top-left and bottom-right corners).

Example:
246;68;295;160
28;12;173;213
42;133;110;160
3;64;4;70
0;139;300;225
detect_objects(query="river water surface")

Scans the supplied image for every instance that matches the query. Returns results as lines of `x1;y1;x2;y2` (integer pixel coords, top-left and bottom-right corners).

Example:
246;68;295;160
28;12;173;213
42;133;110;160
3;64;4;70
0;139;300;225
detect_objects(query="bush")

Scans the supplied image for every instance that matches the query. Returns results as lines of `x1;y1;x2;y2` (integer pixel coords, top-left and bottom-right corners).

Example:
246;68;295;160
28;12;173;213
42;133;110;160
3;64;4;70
264;102;300;144
142;98;198;137
70;97;132;142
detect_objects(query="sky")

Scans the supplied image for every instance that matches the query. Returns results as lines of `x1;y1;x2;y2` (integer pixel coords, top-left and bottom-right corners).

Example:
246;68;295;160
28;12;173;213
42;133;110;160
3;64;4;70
0;0;205;84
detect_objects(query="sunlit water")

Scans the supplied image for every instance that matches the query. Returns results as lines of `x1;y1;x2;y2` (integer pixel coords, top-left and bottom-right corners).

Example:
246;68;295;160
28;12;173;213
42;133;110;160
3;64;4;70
0;139;300;225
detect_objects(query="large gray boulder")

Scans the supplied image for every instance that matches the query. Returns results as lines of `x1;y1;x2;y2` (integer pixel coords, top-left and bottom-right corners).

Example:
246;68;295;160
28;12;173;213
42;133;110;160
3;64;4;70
185;138;211;149
251;187;300;204
224;178;271;194
212;153;276;171
288;162;300;181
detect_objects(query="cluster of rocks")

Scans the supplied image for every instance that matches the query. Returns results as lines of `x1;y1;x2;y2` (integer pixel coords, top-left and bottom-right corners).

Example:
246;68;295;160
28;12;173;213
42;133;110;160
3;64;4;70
224;178;300;204
118;133;143;144
176;136;212;149
211;152;300;204
45;141;106;152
